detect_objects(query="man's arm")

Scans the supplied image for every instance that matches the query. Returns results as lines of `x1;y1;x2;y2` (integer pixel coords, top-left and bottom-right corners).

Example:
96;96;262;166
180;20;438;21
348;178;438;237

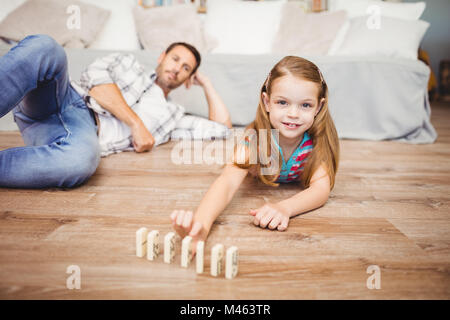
88;83;155;152
187;72;232;129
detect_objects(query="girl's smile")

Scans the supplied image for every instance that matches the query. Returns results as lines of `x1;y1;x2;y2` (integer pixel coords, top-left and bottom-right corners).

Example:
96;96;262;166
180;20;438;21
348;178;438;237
281;121;301;129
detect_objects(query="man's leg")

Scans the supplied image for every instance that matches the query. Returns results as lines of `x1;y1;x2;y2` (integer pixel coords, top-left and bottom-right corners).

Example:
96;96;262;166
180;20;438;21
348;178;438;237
0;34;100;188
0;34;71;119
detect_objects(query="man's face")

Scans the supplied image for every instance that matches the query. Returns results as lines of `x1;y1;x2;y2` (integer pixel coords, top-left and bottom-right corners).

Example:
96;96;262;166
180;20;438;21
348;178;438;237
155;45;197;91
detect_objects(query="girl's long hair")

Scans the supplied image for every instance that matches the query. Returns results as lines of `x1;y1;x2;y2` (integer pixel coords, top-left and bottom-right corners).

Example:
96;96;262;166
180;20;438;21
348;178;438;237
234;56;340;190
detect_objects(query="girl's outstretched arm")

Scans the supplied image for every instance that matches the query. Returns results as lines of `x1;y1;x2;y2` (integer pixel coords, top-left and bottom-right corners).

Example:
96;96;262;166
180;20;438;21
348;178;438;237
171;163;248;248
250;164;331;231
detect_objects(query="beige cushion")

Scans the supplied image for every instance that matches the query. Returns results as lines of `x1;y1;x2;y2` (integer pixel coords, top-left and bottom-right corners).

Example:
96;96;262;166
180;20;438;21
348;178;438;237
272;3;347;55
0;0;110;48
133;4;216;54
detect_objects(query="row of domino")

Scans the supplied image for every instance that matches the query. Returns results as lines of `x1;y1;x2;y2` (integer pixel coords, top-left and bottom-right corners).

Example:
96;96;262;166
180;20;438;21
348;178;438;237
136;228;238;279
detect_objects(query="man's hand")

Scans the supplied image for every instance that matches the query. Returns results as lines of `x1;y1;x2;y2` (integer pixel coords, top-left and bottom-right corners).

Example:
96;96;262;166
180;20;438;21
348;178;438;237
131;120;155;152
185;71;211;89
89;83;156;151
249;202;290;231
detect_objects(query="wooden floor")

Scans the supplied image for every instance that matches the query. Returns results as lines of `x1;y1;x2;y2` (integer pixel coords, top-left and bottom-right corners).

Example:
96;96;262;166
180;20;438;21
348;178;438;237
1;102;449;300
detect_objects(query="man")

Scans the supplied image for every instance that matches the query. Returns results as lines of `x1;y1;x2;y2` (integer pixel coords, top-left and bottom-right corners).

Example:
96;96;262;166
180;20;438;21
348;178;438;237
0;34;232;188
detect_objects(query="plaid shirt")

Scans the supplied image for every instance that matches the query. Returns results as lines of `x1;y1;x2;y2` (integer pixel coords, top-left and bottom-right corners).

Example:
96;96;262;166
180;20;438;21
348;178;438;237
71;53;230;157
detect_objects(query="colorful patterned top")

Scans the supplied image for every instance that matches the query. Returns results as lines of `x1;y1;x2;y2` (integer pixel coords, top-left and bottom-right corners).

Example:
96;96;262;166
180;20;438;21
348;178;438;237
240;131;313;183
274;132;313;183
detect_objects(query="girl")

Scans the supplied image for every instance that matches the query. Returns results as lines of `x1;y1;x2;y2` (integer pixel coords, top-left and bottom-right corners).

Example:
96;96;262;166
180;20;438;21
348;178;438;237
170;56;339;249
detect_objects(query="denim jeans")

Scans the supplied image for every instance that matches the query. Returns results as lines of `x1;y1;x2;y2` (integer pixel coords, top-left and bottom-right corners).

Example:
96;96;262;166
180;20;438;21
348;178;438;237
0;34;100;188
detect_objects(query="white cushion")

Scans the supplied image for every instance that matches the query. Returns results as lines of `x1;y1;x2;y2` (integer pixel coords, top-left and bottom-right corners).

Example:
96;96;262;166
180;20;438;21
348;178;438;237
329;15;430;60
328;0;382;18
329;0;425;20
79;0;140;51
271;5;347;55
328;1;427;57
367;1;426;20
204;0;286;54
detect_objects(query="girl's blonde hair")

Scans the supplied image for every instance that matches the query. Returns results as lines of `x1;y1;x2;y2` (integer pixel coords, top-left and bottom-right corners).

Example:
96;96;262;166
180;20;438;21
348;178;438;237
234;56;340;190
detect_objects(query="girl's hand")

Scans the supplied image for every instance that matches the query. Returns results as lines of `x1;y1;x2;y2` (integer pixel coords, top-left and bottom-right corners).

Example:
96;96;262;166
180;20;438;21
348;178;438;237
170;210;209;254
249;203;290;231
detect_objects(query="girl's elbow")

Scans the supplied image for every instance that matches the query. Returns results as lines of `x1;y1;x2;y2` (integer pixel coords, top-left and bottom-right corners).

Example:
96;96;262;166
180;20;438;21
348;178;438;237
316;184;331;207
321;190;330;206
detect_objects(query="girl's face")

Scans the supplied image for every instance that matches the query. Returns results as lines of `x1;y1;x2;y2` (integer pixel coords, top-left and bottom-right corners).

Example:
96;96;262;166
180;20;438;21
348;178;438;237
263;74;324;142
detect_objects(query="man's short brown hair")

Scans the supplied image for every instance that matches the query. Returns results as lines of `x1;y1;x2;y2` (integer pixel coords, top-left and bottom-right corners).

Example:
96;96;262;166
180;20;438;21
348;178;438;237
165;42;201;75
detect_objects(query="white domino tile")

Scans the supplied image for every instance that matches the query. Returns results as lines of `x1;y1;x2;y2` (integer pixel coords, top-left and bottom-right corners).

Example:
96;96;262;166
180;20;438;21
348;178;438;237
164;232;176;264
225;246;239;279
147;230;160;261
136;227;148;258
181;236;193;268
210;243;224;277
196;241;205;274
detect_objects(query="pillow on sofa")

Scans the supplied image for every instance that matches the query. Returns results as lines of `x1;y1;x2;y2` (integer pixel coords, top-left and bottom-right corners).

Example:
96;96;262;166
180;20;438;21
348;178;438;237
204;0;286;54
328;1;427;56
80;0;141;51
271;3;347;55
365;1;426;21
329;15;429;60
0;0;110;48
329;0;426;20
133;4;216;54
328;0;381;18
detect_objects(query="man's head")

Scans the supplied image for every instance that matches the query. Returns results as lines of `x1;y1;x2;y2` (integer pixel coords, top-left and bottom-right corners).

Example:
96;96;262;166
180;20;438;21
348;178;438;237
155;42;201;95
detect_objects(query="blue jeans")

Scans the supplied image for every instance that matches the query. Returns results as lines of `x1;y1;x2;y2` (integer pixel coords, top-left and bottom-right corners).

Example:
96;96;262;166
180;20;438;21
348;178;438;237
0;34;100;188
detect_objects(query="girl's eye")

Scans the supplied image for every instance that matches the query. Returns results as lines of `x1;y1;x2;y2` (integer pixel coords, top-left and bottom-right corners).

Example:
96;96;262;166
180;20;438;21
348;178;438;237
277;100;287;106
302;103;311;108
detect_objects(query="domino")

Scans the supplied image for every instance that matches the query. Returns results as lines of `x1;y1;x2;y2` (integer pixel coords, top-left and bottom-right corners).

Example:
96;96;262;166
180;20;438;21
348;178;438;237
136;227;238;280
225;246;239;279
164;232;176;264
181;236;193;268
147;230;160;261
210;243;224;277
136;227;148;258
196;241;205;274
